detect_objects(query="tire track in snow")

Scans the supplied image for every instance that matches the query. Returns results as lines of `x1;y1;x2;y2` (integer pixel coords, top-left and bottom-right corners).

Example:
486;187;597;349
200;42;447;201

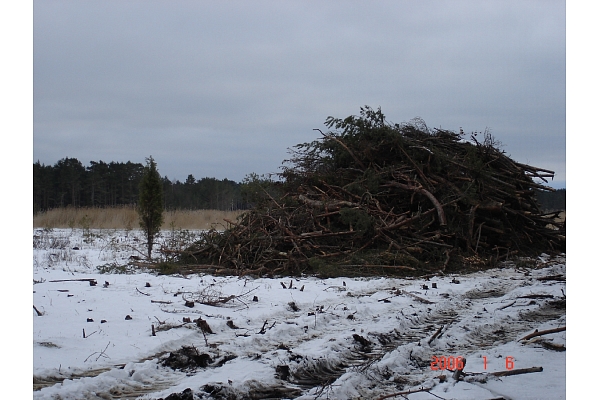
33;262;565;400
277;270;565;398
33;356;185;400
291;269;565;399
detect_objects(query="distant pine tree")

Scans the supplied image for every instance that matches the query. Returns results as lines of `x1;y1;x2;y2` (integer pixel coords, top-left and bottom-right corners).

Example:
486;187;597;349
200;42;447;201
535;188;566;211
137;156;164;259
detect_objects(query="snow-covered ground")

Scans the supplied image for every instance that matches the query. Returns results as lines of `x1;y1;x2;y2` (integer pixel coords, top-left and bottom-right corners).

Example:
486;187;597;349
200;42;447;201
32;228;566;399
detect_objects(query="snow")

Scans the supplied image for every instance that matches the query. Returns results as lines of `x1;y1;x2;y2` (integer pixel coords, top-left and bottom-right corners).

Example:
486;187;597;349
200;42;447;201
32;228;567;399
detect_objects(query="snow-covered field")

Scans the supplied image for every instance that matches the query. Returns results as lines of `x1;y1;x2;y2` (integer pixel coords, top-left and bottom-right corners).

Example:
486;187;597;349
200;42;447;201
32;228;566;399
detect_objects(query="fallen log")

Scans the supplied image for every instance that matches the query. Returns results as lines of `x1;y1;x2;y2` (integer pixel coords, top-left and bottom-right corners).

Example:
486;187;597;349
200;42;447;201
298;194;360;209
398;290;434;304
340;264;416;270
520;326;566;341
539;340;566;351
427;325;444;344
384;181;447;226
375;386;434;400
464;366;543;383
537;274;565;282
497;301;516;311
517;294;555;299
491;366;543;377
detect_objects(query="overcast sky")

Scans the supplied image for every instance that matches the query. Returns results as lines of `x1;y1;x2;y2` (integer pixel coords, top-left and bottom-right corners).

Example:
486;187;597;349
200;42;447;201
33;0;566;188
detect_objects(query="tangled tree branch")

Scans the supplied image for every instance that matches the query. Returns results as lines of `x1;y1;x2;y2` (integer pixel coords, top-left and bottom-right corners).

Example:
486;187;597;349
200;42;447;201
169;107;564;277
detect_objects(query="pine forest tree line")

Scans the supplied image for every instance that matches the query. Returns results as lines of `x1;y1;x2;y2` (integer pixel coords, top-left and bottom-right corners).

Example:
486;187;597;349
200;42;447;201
33;158;564;214
33;158;248;213
535;188;566;212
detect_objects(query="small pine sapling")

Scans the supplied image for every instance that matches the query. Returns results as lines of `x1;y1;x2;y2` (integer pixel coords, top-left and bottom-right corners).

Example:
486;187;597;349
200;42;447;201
137;156;164;260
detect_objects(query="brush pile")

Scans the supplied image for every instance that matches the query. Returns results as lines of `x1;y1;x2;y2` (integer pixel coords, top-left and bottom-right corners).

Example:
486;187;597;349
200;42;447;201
178;107;565;276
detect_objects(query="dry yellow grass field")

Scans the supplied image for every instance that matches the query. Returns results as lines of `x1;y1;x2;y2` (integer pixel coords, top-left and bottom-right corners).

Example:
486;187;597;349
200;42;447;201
33;207;245;230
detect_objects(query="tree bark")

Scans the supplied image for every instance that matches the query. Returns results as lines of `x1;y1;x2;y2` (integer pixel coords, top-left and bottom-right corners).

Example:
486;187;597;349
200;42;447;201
520;326;565;341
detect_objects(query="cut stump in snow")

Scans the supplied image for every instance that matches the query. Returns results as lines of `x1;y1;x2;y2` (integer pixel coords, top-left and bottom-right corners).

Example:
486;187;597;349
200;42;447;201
162;346;212;370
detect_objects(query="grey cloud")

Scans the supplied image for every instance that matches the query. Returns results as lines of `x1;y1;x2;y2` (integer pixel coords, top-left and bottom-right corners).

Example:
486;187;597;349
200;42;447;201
34;0;565;186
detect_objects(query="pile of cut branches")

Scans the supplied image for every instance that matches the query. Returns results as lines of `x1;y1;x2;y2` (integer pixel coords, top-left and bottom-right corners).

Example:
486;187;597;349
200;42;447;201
175;107;565;276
